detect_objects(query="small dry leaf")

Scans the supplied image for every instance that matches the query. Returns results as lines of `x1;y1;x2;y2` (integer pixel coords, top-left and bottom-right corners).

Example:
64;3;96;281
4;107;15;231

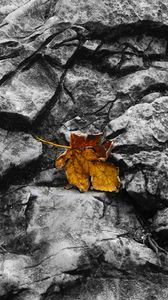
34;132;120;192
55;132;120;192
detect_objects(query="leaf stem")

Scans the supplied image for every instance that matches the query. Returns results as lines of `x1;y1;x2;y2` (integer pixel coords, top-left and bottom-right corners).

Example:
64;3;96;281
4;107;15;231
33;135;71;149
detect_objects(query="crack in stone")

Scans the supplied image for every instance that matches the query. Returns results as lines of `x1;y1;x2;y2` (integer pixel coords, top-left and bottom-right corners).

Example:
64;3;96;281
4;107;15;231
63;82;76;104
23;246;85;269
0;24;72;87
32;38;86;129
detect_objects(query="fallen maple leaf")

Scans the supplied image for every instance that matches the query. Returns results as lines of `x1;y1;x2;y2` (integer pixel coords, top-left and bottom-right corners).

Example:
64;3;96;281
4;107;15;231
34;132;120;192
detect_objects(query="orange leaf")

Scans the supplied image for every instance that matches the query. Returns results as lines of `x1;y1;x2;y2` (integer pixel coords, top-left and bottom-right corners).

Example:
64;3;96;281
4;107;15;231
34;132;120;192
70;132;103;148
56;132;120;192
90;161;120;192
63;149;90;192
55;149;72;169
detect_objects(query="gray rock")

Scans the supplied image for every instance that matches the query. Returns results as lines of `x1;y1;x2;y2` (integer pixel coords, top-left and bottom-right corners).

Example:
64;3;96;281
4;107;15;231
152;61;168;69
141;92;161;103
57;67;168;142
0;17;71;79
83;40;100;51
44;87;75;135
115;68;168;100
118;35;167;56
106;96;168;148
52;0;168;28
0;0;29;23
101;54;144;74
45;28;78;66
105;96;168;209
152;208;168;235
0;186;162;299
100;34;167;55
0;129;42;178
120;54;144;71
42;64;117;138
0;61;60;125
1;0;168;37
0;40;35;82
64;64;116;112
33;168;66;186
107;66;168;120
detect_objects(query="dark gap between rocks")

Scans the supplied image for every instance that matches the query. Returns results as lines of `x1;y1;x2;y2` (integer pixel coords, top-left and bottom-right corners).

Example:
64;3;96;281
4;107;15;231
82;20;168;42
0;157;43;192
0;112;31;132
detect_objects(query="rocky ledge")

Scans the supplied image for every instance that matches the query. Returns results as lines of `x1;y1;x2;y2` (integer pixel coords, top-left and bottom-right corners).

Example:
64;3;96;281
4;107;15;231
1;0;168;299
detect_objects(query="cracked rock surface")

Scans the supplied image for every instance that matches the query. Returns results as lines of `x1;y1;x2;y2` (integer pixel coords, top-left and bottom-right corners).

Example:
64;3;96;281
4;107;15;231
0;128;42;179
1;0;168;299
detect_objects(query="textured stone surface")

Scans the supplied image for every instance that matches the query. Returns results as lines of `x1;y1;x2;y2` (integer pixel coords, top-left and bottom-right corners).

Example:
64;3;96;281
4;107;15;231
51;0;168;27
0;129;42;179
1;0;168;299
0;186;165;299
33;168;66;186
105;96;168;210
0;62;60;127
106;96;168;147
56;67;168;142
153;208;168;235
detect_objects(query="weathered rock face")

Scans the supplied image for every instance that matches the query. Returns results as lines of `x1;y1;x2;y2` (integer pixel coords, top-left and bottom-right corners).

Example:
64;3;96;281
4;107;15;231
0;62;60;127
152;208;168;236
105;96;168;210
0;128;42;179
0;186;167;300
1;0;168;299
